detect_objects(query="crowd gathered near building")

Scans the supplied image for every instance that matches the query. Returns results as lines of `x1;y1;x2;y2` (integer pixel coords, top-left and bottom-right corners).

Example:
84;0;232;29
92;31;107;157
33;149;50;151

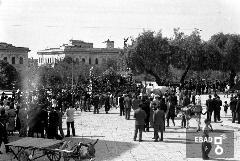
0;80;240;158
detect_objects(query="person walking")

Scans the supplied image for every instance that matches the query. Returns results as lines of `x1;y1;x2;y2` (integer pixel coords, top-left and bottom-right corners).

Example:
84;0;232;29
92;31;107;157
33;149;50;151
153;105;165;142
212;94;218;123
230;95;237;123
133;104;146;142
65;105;75;137
124;94;132;120
223;101;229;117
119;94;125;116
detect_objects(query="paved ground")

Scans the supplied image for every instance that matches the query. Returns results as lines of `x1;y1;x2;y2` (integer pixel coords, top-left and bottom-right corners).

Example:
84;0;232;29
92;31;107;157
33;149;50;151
1;94;240;161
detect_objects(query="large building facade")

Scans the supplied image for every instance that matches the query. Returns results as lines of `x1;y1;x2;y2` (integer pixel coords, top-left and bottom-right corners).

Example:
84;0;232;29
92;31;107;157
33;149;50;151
0;42;30;77
37;39;122;66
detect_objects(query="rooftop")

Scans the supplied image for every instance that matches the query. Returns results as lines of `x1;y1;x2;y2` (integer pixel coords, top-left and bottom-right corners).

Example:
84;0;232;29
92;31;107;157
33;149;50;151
0;42;30;52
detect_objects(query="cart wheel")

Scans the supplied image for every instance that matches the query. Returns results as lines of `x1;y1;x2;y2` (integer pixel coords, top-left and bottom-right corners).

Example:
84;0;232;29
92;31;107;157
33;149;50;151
46;151;61;161
18;150;31;161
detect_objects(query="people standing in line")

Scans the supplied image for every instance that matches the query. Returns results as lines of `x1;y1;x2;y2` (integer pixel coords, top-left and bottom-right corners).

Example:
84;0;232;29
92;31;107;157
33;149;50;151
153;105;165;142
230;95;237;123
142;96;150;132
65;105;75;137
133;104;146;142
119;94;125;116
124;94;132;120
206;95;213;121
235;94;240;124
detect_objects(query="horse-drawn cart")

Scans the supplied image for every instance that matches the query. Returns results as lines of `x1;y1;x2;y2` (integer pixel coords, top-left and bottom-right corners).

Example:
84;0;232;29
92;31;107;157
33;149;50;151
6;137;98;161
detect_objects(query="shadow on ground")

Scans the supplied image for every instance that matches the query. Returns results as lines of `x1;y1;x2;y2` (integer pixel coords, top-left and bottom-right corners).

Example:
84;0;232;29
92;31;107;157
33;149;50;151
5;136;136;161
63;137;136;161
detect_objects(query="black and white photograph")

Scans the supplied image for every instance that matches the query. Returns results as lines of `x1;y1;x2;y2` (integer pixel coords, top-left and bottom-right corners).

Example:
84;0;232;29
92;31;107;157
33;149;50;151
0;0;240;160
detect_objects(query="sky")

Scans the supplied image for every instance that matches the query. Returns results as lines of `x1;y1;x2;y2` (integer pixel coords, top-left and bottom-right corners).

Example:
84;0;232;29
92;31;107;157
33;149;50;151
0;0;240;58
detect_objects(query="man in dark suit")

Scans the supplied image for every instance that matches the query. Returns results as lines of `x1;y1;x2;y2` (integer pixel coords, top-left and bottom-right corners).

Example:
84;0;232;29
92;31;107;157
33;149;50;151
230;95;237;123
235;94;240;124
212;94;219;122
133;104;146;142
206;95;213;121
119;94;125;116
142;96;150;131
153;105;165;142
216;96;222;122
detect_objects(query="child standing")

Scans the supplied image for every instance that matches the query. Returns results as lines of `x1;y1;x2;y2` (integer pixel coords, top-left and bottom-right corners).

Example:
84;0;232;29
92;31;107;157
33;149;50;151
223;101;229;117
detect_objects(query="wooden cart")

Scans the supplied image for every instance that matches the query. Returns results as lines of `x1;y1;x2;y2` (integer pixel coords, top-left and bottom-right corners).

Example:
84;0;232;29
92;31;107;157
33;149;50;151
6;137;98;161
6;137;64;161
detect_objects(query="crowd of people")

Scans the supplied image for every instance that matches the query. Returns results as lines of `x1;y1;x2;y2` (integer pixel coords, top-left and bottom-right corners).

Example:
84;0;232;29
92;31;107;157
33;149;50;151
0;80;240;159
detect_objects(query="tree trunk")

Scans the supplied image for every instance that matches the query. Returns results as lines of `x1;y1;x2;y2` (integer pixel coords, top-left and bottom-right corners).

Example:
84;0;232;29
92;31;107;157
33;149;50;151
145;69;162;86
180;62;191;87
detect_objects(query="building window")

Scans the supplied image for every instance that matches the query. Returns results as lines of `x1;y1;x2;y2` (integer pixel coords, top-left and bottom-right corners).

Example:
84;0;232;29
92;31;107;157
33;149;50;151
89;58;91;65
19;57;23;64
41;58;43;63
50;58;52;63
95;58;98;65
3;57;7;62
82;58;85;63
12;57;15;64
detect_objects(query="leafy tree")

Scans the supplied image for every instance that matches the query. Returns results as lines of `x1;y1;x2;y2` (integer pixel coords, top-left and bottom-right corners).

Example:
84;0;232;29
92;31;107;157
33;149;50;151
0;60;19;89
170;28;205;84
209;33;240;88
127;30;172;85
